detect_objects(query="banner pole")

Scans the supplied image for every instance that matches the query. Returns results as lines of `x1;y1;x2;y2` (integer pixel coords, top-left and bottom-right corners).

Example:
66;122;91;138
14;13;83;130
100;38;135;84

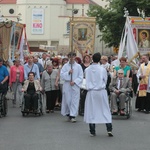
70;4;74;82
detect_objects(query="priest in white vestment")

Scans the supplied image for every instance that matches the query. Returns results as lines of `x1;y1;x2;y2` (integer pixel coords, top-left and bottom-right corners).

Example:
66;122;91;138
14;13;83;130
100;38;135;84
136;54;150;113
60;52;83;122
84;53;113;137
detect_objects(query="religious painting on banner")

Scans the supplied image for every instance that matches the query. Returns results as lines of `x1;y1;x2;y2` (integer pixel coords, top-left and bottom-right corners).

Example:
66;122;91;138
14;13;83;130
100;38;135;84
11;23;23;49
129;17;150;54
10;23;24;60
69;17;96;56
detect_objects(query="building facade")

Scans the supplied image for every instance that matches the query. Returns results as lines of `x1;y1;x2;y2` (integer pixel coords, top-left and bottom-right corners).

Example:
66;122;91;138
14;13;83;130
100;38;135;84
0;0;112;55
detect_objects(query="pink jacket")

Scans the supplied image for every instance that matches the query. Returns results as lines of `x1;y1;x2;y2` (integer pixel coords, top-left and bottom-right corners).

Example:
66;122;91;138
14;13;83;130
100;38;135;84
9;65;24;84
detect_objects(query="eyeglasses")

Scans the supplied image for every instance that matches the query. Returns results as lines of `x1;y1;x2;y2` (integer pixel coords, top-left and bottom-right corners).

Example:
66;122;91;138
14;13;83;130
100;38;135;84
118;73;123;74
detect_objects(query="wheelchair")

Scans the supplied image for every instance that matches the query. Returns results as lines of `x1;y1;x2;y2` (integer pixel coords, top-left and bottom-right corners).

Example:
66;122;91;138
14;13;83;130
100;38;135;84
0;92;8;118
21;92;43;117
109;91;132;119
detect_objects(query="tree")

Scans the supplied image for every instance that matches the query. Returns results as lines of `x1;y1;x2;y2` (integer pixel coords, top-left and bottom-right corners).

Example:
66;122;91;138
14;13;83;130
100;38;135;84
87;0;150;48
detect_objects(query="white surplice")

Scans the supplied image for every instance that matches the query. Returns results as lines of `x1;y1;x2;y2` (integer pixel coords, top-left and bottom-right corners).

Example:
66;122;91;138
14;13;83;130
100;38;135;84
84;64;112;124
136;61;150;93
60;61;83;117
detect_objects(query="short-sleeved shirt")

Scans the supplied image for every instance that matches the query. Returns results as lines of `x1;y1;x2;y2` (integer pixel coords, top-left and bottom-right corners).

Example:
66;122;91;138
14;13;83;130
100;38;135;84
0;65;9;82
24;63;40;80
115;65;131;77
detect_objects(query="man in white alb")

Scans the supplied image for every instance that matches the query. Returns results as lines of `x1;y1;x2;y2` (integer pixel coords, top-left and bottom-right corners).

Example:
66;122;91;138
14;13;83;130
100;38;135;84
84;53;113;137
60;52;83;122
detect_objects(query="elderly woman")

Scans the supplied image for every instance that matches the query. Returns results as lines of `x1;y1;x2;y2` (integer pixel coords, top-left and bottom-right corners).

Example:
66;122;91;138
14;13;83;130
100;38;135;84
41;63;59;113
113;57;131;78
100;56;111;96
22;72;42;112
100;56;110;70
9;59;24;106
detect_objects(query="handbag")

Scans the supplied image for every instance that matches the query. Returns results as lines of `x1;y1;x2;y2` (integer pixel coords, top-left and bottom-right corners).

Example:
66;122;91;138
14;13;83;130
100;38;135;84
5;87;14;100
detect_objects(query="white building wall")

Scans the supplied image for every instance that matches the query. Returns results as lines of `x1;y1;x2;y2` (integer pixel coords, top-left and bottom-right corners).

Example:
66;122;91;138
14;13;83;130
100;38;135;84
0;4;17;22
0;0;113;55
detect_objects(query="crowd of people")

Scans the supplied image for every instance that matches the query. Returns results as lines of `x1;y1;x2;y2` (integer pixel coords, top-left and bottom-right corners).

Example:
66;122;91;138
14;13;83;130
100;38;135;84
0;51;150;137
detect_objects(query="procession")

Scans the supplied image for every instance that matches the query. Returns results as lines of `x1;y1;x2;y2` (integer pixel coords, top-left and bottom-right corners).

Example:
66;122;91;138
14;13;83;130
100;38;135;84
0;0;150;150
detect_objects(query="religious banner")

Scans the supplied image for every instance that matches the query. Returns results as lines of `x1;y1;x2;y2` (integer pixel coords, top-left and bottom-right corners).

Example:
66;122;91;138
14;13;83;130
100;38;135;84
69;17;96;56
0;22;29;61
117;16;150;68
10;23;24;60
0;23;12;61
129;17;150;54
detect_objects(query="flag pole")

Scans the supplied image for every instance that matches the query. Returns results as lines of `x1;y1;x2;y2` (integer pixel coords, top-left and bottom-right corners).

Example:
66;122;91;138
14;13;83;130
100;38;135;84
70;4;74;82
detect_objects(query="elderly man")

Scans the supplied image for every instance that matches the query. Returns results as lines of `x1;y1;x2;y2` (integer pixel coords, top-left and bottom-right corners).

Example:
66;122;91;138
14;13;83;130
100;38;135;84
33;56;44;77
38;53;51;70
109;69;132;115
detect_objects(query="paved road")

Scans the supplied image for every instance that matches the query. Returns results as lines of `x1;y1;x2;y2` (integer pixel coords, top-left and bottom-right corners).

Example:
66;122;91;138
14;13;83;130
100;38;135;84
0;98;150;150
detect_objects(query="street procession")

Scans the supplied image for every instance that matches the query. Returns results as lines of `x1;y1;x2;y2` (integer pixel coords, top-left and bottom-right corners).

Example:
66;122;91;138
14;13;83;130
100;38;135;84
0;0;150;150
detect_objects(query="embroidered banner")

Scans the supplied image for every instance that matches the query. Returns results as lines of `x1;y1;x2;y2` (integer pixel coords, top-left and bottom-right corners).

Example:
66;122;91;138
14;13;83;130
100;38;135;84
69;17;96;56
129;17;150;54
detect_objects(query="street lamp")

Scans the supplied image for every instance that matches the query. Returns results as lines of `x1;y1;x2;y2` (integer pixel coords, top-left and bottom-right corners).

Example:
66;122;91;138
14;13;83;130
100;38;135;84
17;13;22;22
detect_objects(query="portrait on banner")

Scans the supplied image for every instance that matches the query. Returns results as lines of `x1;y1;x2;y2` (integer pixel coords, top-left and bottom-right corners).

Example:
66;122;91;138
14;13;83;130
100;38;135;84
69;17;96;57
78;28;87;41
138;29;150;48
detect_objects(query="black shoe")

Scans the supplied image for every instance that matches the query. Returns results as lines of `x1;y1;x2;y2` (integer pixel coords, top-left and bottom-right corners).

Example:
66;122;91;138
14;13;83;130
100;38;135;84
34;110;38;113
108;132;113;137
145;111;149;114
50;110;54;113
79;112;84;116
112;112;118;115
46;110;50;113
25;109;29;112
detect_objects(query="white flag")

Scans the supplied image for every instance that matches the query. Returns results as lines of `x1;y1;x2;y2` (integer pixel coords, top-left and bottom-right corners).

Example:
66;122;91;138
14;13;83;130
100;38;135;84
118;19;128;59
126;17;139;61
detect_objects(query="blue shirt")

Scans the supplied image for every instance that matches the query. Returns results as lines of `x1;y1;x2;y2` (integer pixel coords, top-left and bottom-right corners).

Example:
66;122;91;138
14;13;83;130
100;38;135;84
35;62;44;73
24;63;40;80
0;65;9;82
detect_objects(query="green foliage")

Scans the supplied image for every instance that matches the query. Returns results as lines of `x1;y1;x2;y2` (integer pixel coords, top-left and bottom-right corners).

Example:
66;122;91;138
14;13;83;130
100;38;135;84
87;0;150;48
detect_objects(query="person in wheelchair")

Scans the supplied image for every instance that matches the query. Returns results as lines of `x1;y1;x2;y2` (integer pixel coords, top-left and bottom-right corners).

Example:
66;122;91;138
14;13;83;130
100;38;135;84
0;58;9;94
21;72;42;113
109;69;132;115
